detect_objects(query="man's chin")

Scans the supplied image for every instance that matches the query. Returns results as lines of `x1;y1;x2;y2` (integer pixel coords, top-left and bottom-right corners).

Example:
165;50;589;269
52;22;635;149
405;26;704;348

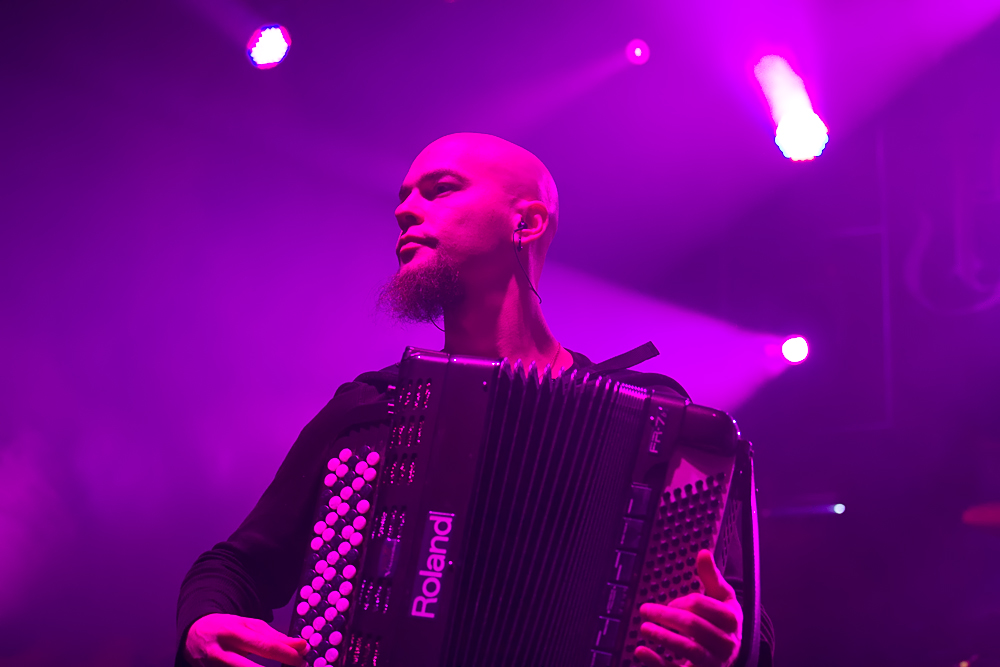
378;254;464;323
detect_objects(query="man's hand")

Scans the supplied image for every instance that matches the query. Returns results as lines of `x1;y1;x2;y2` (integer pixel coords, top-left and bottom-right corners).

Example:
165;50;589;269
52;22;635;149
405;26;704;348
633;550;742;667
184;613;308;667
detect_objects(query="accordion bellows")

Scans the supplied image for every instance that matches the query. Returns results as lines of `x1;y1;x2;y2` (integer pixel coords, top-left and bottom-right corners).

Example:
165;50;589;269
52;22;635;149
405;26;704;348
290;348;744;667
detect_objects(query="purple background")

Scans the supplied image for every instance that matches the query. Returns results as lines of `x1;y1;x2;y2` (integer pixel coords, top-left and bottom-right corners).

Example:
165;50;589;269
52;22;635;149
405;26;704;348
2;0;1000;665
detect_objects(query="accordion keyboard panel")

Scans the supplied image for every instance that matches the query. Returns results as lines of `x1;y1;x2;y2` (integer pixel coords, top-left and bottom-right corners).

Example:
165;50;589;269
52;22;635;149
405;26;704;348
289;425;389;667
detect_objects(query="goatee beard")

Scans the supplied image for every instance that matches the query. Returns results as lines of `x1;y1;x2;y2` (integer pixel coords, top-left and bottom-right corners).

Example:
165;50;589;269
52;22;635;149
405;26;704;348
377;256;464;324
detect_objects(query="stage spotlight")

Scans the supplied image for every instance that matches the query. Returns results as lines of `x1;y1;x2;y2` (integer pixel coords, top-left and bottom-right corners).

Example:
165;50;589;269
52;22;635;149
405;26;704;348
753;55;828;160
832;503;846;514
626;39;650;65
781;335;809;364
247;25;291;69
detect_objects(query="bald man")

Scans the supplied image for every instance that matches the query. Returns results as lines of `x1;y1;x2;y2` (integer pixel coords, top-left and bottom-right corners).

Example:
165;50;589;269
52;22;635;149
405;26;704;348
178;134;764;667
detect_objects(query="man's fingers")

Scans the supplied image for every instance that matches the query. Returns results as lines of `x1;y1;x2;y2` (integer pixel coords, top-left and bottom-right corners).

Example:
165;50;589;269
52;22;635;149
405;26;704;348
641;603;737;661
666;594;741;636
221;621;307;666
640;622;721;667
695;550;735;603
245;619;309;654
633;645;680;667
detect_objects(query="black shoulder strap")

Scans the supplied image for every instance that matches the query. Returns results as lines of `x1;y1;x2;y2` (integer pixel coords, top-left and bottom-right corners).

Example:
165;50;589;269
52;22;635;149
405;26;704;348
587;341;660;374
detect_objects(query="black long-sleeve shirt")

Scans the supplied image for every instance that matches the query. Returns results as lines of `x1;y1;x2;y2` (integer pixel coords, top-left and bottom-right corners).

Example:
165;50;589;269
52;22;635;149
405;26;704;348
176;351;772;665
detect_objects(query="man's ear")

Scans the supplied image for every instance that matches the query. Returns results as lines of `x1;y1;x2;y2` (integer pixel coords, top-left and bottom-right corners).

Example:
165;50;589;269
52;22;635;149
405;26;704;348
515;201;550;247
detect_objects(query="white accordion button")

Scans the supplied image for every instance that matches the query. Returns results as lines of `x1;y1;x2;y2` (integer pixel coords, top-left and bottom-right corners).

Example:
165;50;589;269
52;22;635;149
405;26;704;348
323;567;336;581
352;477;365;491
339;581;353;596
322;528;335;542
341;525;355;539
342;564;357;579
337;502;350;516
310;537;323;551
300;585;313;599
312;617;325;630
363;468;377;482
339;487;353;500
308;593;321;607
324;606;338;621
324;473;336;487
326;552;339;565
327;591;340;605
315;659;328;667
337;541;351;555
336;463;349;477
356;499;371;514
327;458;339;472
325;648;339;662
314;521;326;535
325;512;338;524
315;560;327;574
296;601;309;616
329;631;343;646
352;516;366;531
339;448;352;462
328;496;340;511
302;626;315;639
366;452;380;466
355;461;368;474
349;532;363;546
309;632;322;647
311;576;324;590
335;597;350;612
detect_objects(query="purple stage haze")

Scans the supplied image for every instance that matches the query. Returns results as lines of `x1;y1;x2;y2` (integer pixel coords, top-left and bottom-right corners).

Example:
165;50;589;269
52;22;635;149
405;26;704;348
3;0;1000;665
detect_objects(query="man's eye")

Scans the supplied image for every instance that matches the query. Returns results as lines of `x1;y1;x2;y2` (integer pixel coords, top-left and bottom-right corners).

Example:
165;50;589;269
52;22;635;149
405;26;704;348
433;183;456;196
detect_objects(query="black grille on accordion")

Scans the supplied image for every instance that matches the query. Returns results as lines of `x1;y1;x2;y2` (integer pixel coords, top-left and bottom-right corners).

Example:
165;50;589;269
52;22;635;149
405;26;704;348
289;347;746;667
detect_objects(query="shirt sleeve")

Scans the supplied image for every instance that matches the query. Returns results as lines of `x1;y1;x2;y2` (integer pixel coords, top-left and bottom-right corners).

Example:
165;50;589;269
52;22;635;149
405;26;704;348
174;381;382;665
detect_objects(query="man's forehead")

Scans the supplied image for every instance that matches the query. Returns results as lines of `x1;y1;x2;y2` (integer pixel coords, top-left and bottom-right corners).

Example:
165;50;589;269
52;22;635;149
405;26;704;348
404;138;508;184
400;133;555;208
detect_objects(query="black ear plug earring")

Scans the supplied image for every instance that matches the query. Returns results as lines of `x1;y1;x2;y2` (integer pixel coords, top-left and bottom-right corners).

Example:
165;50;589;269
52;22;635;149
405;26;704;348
512;217;541;304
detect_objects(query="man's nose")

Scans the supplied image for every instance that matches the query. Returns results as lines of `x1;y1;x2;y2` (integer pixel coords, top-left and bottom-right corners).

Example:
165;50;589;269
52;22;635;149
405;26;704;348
395;193;424;232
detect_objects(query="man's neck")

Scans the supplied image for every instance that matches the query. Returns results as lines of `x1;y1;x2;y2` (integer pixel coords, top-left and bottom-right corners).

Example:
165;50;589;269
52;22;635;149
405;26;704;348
441;274;567;373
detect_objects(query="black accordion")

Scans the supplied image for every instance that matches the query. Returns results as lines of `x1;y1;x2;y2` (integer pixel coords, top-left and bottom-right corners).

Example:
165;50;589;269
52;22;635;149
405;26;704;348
290;347;761;667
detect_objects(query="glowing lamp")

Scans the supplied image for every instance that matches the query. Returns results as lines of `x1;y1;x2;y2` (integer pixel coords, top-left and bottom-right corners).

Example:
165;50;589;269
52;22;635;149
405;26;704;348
832;503;846;515
780;335;809;364
753;55;828;160
247;25;291;69
626;39;650;65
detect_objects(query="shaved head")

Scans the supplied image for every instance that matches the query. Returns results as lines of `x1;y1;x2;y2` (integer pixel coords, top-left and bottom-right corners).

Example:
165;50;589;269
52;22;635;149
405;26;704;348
414;133;559;239
383;132;559;323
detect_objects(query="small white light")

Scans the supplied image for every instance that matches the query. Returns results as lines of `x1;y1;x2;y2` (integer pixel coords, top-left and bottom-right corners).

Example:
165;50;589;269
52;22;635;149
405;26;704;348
247;25;291;69
833;503;846;514
781;335;809;364
626;39;650;65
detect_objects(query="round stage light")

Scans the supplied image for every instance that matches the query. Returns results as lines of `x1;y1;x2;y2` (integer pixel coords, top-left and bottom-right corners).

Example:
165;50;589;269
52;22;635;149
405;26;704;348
781;335;809;364
247;25;291;69
626;39;650;65
833;503;846;515
775;109;829;161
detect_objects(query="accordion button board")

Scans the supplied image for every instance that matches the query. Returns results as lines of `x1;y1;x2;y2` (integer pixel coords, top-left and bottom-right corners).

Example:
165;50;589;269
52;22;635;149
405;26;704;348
290;347;741;667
